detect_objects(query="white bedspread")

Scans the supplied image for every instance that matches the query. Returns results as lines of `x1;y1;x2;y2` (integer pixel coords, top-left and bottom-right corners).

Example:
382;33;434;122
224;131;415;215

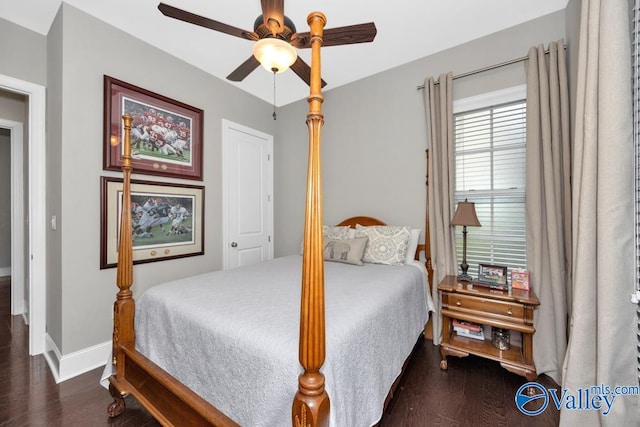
134;255;434;426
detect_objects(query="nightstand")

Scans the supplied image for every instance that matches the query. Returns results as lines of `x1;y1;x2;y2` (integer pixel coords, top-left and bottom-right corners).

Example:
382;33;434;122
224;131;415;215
438;275;540;381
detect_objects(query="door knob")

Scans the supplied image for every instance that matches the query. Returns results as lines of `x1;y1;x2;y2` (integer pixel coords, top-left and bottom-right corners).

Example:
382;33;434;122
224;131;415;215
230;242;238;248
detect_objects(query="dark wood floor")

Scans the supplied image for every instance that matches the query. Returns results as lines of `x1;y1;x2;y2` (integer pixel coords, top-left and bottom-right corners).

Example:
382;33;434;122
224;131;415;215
379;341;560;426
0;277;559;426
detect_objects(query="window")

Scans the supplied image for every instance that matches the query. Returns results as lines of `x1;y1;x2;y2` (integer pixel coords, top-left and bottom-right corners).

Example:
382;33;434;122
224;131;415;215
453;87;527;277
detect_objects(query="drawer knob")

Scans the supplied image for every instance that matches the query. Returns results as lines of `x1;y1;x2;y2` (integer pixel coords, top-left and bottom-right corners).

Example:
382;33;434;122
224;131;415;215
507;306;513;315
456;299;462;306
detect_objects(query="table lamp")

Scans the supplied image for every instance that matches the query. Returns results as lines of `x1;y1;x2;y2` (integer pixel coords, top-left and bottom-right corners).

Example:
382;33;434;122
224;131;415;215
451;199;481;281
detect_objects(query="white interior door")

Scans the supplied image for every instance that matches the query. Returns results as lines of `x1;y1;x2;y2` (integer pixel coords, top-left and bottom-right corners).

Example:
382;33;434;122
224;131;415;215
222;120;273;269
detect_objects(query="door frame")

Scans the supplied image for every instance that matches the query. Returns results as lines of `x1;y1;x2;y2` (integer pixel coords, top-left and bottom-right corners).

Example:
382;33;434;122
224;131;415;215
0;119;25;317
0;73;47;356
221;119;274;269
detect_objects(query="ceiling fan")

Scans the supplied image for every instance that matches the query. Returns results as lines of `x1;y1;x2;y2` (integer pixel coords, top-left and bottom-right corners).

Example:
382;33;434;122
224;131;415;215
158;1;377;88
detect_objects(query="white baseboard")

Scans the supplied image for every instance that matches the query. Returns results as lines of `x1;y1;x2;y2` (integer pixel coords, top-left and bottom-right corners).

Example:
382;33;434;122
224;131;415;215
0;266;10;277
44;334;111;383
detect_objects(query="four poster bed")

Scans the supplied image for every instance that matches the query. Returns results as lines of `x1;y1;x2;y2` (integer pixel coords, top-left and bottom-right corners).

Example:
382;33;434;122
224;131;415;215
106;12;434;427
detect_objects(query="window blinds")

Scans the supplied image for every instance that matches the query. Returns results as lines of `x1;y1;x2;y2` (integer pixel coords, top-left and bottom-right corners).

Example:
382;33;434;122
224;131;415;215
454;100;527;276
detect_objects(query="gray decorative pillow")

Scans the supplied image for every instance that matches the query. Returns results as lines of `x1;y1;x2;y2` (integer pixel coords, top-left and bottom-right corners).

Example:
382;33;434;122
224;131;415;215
323;237;368;266
355;225;411;265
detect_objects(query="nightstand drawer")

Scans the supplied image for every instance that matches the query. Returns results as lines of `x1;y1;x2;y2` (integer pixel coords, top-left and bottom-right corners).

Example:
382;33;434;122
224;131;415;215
447;294;524;320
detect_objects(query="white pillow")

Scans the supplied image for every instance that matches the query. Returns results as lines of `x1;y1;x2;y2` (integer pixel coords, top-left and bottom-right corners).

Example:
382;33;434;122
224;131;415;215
355;225;411;266
322;225;352;240
405;228;422;264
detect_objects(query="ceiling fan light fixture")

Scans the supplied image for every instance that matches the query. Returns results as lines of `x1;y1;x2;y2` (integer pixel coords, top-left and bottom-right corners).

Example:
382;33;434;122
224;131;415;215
252;38;297;74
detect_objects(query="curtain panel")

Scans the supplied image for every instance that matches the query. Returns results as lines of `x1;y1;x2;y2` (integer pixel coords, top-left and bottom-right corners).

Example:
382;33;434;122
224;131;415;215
423;72;458;344
561;0;639;425
525;39;571;385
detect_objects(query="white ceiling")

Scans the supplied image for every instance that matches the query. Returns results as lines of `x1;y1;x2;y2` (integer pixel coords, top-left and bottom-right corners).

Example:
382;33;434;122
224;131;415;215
2;0;568;106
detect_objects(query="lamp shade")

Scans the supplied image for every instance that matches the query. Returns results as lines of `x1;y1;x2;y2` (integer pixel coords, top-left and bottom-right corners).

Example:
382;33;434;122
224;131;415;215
252;38;297;74
451;201;481;227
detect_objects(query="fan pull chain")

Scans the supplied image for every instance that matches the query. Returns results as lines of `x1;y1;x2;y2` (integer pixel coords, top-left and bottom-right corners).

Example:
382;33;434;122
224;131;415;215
272;68;277;120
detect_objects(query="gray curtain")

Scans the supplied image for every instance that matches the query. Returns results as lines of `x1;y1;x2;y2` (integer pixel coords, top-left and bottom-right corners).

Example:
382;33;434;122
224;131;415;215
423;72;458;344
525;39;570;385
561;0;639;425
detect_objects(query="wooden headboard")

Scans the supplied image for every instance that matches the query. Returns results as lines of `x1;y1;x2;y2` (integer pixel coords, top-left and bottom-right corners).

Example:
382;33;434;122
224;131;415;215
337;216;386;228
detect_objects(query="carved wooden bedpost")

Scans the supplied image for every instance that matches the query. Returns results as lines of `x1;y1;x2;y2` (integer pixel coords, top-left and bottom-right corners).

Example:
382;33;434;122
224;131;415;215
108;115;135;417
424;149;433;287
293;11;329;427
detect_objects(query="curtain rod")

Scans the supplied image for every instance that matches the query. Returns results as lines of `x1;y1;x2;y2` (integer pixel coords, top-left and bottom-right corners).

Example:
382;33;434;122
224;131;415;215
416;45;562;90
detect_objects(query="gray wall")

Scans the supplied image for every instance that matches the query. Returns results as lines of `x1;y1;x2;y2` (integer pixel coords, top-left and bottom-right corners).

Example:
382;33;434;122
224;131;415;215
0;90;28;121
0;130;9;270
0;17;47;86
273;10;567;257
46;6;64;351
0;90;28;272
53;4;277;354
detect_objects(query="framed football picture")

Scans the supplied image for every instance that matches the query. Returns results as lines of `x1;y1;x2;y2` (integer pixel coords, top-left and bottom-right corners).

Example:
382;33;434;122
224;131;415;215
103;76;204;180
100;177;204;268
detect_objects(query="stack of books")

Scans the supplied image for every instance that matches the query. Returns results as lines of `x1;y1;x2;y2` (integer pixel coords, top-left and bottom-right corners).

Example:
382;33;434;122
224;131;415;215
453;319;484;341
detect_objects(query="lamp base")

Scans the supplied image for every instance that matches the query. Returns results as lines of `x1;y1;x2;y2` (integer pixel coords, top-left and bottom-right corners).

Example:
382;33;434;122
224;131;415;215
458;259;472;282
457;273;473;282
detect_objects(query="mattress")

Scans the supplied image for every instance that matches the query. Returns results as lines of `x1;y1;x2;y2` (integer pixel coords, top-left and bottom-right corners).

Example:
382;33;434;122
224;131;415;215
134;255;434;426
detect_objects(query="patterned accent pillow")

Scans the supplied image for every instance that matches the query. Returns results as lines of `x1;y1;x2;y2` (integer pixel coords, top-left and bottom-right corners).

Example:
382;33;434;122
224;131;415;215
323;237;368;266
322;225;352;240
355;225;411;265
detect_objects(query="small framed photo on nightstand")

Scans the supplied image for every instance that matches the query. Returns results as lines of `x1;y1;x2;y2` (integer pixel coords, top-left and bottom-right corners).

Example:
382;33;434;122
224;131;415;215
511;268;531;291
477;264;508;290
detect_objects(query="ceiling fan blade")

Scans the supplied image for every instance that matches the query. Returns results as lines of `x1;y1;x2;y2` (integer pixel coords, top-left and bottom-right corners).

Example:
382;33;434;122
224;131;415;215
292;22;377;48
290;57;327;88
226;55;261;82
260;0;285;35
158;2;258;41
